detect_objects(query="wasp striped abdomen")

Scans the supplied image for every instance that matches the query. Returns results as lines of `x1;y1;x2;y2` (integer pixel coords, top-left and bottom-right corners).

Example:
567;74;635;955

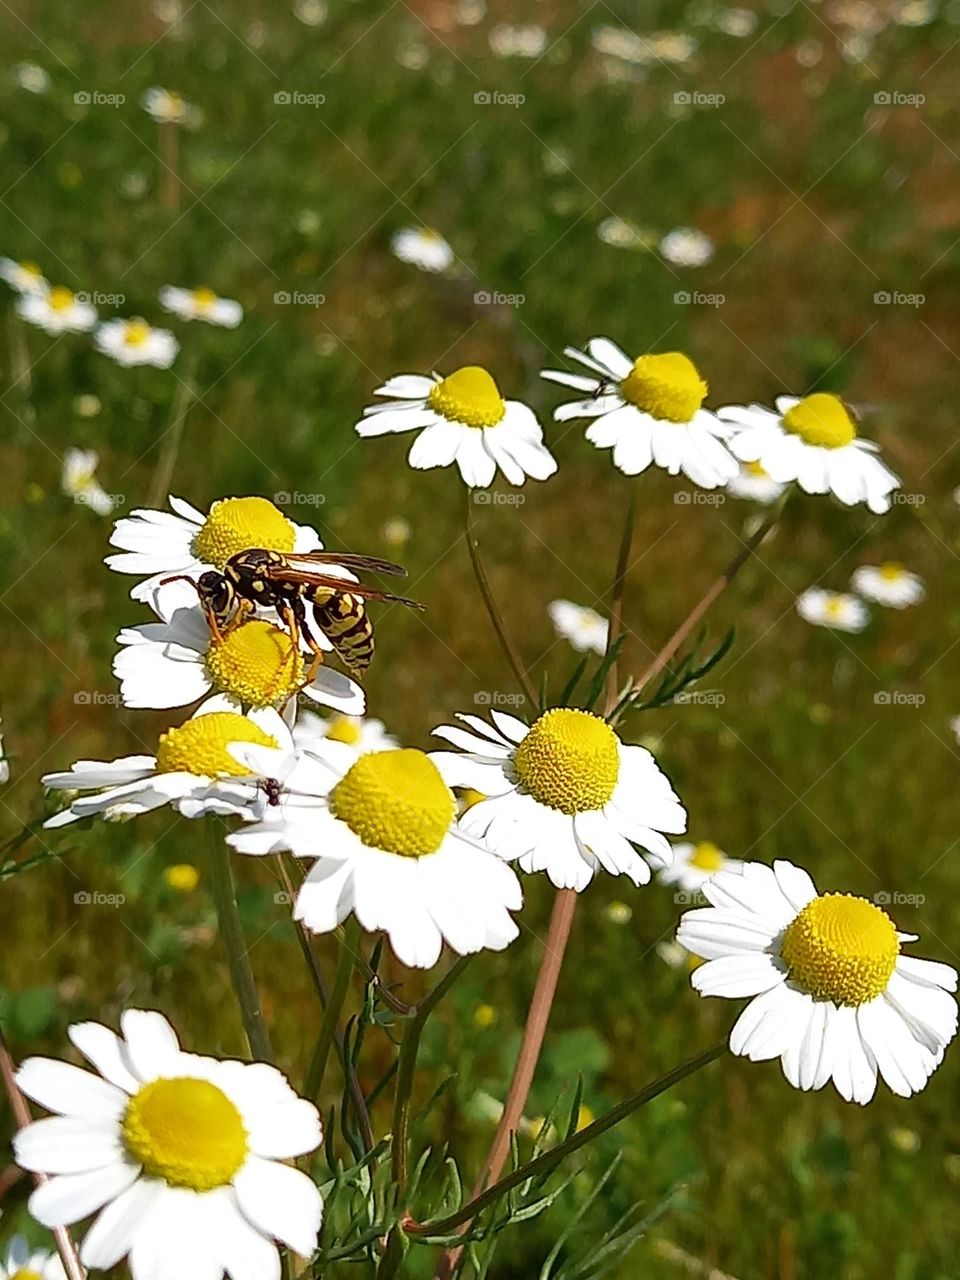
313;591;375;674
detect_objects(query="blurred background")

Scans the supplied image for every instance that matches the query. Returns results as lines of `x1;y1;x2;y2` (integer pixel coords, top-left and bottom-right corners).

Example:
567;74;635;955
2;0;959;1276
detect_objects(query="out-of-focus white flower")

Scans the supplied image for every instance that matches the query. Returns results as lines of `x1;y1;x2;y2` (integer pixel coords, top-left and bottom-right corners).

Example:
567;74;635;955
796;588;869;633
715;7;760;35
547;600;609;655
658;840;743;892
74;393;102;417
851;563;924;609
727;460;787;504
294;0;328;23
94;317;178;368
0;258;47;294
0;1234;64;1280
380;516;411;548
159;285;242;327
456;0;486;25
660;227;715;267
62;448;114;517
141;86;194;125
893;0;937;23
293;710;397;755
596;216;655;249
489;23;548;57
391;227;454;273
592;26;698;64
17;287;97;335
13;62;51;94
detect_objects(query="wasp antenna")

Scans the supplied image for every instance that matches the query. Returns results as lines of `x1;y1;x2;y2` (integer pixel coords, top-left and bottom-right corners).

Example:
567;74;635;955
159;574;199;588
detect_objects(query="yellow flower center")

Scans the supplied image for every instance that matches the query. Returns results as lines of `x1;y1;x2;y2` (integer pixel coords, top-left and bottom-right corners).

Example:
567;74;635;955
192;286;217;309
458;786;486;812
155;711;278;777
690;840;725;871
823;596;847;619
879;562;905;581
782;393;856;448
205;620;304;708
325;715;362;745
164;863;200;891
10;1270;44;1280
124;319;152;347
512;708;619;814
619;352;707;423
427;366;506;428
20;261;43;278
780;893;899;1006
330;748;455;857
48;286;75;311
193;496;296;571
745;460;770;478
122;1076;247;1190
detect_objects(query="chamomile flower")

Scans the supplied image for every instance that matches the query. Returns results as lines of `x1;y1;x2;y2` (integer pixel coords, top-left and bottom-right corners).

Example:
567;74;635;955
0;257;47;294
42;699;294;827
293;710;396;755
726;460;786;504
547;599;609;656
659;227;715;267
542;343;737;489
12;62;51;94
95;317;178;368
106;494;322;605
658;840;743;893
114;604;364;717
677;859;958;1102
14;1009;323;1280
719;393;900;514
62;448;114;517
16;287;97;335
159;285;243;328
141;86;193;125
356;366;557;489
0;1235;64;1280
797;588;869;633
431;708;686;891
851;563;924;609
390;227;454;273
228;744;522;968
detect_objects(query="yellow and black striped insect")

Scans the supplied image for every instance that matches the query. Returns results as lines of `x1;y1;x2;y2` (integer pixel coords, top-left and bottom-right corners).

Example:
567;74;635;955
163;548;423;680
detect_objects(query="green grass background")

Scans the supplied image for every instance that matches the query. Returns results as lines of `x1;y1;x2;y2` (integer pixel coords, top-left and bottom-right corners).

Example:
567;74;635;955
2;0;960;1276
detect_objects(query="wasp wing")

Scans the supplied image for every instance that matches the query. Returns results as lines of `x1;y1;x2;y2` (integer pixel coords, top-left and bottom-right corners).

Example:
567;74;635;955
267;566;424;609
281;552;408;577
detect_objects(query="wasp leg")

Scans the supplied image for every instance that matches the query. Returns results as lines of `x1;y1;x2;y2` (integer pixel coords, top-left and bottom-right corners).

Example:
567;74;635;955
201;600;225;645
221;597;254;636
294;601;327;689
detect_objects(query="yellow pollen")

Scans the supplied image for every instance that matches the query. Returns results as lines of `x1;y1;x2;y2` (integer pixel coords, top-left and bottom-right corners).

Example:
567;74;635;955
745;460;770;478
513;708;619;814
10;1270;44;1280
205;620;304;708
427;366;506;428
124;318;152;347
20;261;43;277
165;863;200;892
156;711;278;777
193;496;296;571
780;892;899;1006
330;748;455;858
192;286;217;309
879;562;905;581
325;715;362;745
824;597;846;619
619;352;707;422
48;286;75;311
458;786;486;813
122;1076;247;1190
782;393;856;448
690;841;725;871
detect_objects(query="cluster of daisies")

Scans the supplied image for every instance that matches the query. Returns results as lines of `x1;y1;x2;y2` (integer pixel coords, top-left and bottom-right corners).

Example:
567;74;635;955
0;257;241;368
797;562;925;634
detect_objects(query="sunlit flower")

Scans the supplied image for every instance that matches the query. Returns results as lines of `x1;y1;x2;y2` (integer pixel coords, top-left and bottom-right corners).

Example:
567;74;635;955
228;744;523;968
851;563;924;609
678;859;958;1102
543;342;737;489
62;448;114;517
390;227;454;273
0;1235;64;1280
719;393;900;514
159;285;242;328
14;1009;323;1280
0;257;47;294
660;227;715;267
547;599;609;655
658;840;743;893
95;318;178;368
489;23;548;57
141;86;194;125
17;287;97;335
293;709;396;755
106;494;322;605
356;366;557;488
43;699;294;827
796;588;869;633
431;708;686;891
726;460;786;504
13;62;51;94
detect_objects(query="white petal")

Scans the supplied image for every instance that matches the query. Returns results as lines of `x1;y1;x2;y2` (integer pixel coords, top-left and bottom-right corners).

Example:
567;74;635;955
14;1116;124;1174
28;1162;141;1228
233;1157;323;1257
16;1058;127;1119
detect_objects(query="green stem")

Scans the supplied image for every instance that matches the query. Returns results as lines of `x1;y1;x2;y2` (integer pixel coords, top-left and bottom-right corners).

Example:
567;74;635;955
604;488;637;713
305;917;357;1099
207;823;272;1062
411;1042;725;1240
149;349;197;507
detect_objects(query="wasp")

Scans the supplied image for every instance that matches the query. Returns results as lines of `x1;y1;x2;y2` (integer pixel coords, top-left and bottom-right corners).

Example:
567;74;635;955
162;549;423;681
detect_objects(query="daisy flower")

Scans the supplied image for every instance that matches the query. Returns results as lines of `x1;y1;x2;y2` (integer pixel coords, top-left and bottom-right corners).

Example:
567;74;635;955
228;743;523;968
488;23;548;56
390;227;454;273
12;62;52;94
851;562;924;609
13;1009;323;1280
16;287;97;335
726;460;786;504
0;257;47;294
659;227;715;267
293;709;396;755
141;86;193;125
95;317;178;368
677;859;958;1102
658;840;743;894
718;393;900;514
43;699;295;827
547;599;609;655
356;366;557;489
542;342;737;489
0;1235;64;1280
62;447;114;517
430;707;686;891
106;494;322;605
796;588;869;633
596;216;651;250
159;285;243;328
